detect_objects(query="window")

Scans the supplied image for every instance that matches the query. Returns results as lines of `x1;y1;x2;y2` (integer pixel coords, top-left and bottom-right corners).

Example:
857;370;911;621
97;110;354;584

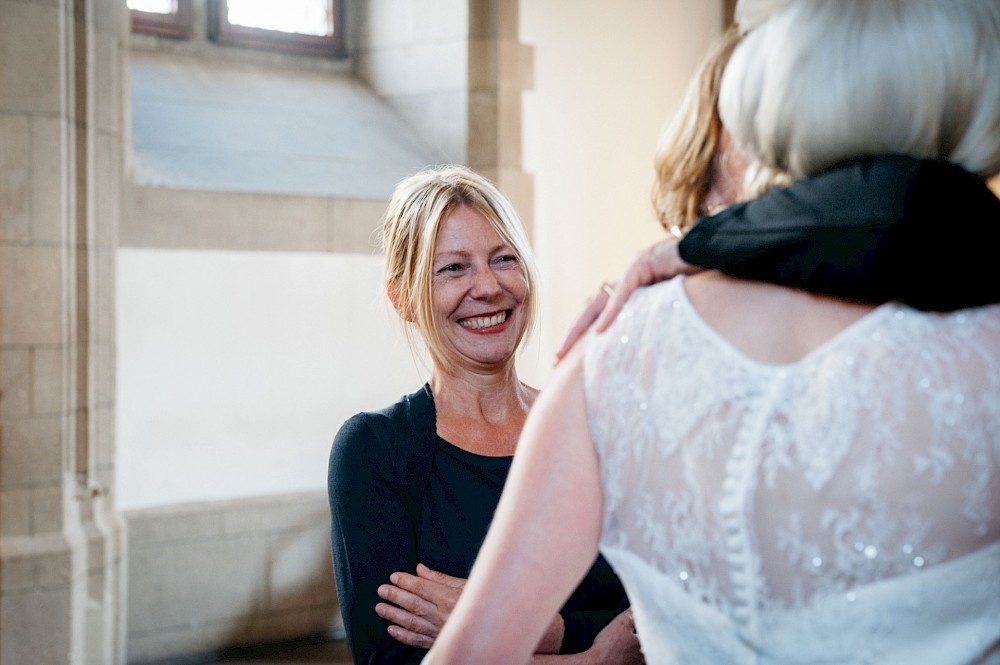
127;0;193;39
208;0;345;58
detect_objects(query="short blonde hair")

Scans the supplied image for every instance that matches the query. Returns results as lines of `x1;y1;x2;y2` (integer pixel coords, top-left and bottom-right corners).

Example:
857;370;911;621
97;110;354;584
381;165;539;374
652;27;743;235
719;0;1000;179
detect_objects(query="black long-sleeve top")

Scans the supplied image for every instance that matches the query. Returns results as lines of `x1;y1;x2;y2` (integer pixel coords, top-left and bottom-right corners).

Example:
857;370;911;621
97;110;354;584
329;385;627;665
680;155;1000;311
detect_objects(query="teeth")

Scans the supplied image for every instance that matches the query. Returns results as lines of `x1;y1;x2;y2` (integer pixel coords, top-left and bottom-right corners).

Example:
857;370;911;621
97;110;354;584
460;311;507;329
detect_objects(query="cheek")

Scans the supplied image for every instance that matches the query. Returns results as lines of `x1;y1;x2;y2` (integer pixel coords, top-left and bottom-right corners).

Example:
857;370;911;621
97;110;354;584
432;281;463;315
503;272;529;302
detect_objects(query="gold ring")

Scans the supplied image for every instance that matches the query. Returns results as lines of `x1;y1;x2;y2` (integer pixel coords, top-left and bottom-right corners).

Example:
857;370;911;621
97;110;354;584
600;282;614;297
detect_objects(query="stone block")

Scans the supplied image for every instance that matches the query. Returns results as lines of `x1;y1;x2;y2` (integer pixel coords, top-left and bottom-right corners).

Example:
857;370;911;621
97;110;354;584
417;0;469;41
0;245;65;346
29;115;67;245
468;90;499;166
31;482;64;535
361;43;467;98
94;35;123;135
389;91;467;164
0;2;63;115
127;533;268;633
468;38;499;90
0;114;30;242
267;527;336;613
123;187;329;252
94;134;122;251
93;341;115;405
36;549;73;588
124;506;223;544
327;197;385;255
31;345;66;416
0;552;35;592
362;0;417;49
221;494;327;536
0;348;31;417
92;404;115;469
94;0;128;39
93;250;116;345
0;487;31;538
0;415;63;486
0;585;72;665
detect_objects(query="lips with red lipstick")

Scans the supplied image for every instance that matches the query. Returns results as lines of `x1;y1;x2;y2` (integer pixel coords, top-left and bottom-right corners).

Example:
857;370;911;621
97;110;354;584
457;309;512;332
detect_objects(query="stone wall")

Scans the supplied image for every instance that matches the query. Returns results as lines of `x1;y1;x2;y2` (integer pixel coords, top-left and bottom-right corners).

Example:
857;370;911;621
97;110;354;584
0;0;128;663
124;492;338;664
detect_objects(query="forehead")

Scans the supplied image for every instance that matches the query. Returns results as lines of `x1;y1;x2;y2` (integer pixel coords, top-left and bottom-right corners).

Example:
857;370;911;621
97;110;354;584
434;204;506;253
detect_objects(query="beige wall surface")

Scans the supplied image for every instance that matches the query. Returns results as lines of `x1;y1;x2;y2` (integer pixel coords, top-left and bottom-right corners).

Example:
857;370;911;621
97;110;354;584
521;1;723;373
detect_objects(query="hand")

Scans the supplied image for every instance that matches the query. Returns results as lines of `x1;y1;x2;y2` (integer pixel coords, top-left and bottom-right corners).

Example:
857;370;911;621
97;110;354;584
585;610;644;665
554;237;700;363
376;564;465;649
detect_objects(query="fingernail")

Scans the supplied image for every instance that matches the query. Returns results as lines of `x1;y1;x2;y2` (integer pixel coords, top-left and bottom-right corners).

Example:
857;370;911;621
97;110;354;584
390;573;399;584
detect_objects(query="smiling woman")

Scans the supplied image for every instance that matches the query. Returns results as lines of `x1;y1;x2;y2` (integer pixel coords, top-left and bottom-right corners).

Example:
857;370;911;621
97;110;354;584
328;165;640;665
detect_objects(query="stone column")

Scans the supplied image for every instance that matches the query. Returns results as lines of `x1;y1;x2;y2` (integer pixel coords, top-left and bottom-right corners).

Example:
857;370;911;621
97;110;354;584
0;0;126;663
468;0;533;233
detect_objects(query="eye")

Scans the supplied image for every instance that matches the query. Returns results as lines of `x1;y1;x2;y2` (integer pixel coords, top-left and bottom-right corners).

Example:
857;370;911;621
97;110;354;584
437;263;465;274
495;254;519;266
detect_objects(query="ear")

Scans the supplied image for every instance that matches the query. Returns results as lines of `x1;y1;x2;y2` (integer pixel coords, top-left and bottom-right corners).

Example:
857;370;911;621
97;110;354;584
387;279;415;322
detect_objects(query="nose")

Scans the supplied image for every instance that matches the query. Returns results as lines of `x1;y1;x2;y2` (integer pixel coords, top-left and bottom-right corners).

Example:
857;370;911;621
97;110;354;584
470;265;503;298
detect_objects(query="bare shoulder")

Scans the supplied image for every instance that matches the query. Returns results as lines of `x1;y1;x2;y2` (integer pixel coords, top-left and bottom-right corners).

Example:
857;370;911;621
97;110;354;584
684;272;877;364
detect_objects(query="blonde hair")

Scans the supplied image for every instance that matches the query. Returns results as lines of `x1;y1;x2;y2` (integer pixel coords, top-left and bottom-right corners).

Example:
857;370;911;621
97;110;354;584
652;27;743;235
719;0;1000;179
381;165;539;374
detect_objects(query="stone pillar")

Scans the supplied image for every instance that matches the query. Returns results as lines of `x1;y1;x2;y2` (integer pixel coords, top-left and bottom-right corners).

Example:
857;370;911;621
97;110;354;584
0;0;126;663
468;0;533;233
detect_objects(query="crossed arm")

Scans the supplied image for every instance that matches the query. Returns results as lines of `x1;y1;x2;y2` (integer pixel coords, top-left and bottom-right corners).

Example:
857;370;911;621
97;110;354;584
422;349;608;665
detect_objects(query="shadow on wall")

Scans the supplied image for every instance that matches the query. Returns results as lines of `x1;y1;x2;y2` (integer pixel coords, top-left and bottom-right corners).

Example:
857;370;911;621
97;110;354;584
125;492;342;664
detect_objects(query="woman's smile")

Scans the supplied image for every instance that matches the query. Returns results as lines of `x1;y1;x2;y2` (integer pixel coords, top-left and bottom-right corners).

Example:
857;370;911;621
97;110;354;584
458;309;511;332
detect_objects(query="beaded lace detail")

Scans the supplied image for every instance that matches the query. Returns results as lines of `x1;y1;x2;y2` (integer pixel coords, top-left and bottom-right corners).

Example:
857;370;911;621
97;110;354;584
584;277;1000;664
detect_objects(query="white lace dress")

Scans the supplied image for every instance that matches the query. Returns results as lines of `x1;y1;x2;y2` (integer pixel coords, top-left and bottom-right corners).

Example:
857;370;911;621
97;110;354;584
583;277;1000;665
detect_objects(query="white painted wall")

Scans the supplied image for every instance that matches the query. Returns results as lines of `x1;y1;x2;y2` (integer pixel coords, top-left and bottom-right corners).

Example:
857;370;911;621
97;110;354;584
116;249;421;510
521;1;723;365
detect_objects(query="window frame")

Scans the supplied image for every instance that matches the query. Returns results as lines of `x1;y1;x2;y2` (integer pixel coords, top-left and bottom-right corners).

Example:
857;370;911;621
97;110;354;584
207;0;346;59
129;0;194;40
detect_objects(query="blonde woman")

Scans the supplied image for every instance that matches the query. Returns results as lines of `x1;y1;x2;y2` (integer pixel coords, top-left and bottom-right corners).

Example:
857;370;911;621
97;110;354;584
329;166;641;665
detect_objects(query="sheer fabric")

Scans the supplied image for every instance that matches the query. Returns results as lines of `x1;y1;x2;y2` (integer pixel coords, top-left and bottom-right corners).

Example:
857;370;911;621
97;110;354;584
584;277;1000;664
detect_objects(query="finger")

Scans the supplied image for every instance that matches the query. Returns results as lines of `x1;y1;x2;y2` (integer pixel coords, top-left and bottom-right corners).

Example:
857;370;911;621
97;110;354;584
594;253;659;332
593;280;634;333
390;572;448;602
375;602;438;637
386;624;435;649
416;563;466;589
378;582;433;615
385;576;458;615
554;291;610;363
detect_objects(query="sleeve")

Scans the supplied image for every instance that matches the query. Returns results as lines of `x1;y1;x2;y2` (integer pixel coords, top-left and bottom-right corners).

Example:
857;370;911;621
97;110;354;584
559;607;625;654
557;555;630;653
329;414;428;665
677;156;1000;311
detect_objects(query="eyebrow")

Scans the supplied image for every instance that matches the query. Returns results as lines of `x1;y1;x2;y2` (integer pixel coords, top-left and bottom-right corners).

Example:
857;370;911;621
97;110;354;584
433;244;512;262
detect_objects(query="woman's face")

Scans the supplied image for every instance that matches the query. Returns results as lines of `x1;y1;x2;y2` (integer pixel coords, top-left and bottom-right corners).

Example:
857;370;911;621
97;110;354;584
430;204;529;372
701;130;751;216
